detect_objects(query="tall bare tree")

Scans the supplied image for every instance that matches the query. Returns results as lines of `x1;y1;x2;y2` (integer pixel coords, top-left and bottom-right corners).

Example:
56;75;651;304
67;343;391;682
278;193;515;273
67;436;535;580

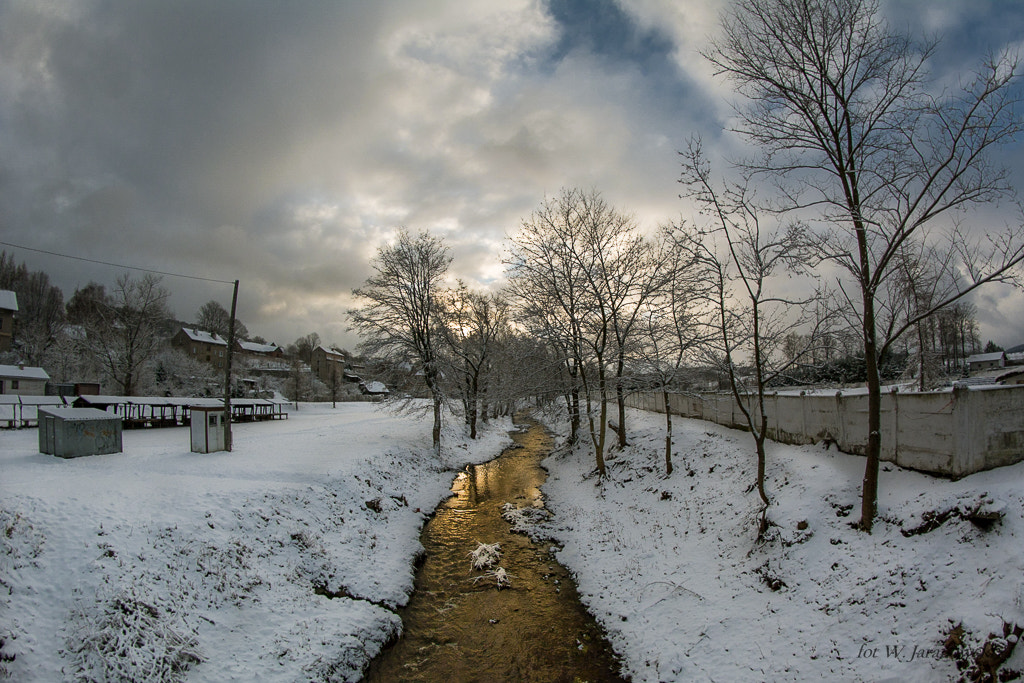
507;188;640;476
675;140;824;530
438;282;509;439
11;270;65;366
349;229;451;455
85;273;173;396
637;229;709;476
506;190;590;449
196;300;248;340
707;0;1024;531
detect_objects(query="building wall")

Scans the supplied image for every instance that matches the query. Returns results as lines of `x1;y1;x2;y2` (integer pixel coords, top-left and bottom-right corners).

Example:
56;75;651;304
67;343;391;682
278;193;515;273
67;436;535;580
625;384;1024;478
311;347;347;384
0;377;46;396
0;310;13;351
172;330;227;369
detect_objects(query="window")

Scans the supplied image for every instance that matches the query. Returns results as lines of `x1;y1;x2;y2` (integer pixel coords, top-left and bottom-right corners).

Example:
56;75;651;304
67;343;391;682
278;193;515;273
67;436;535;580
11;380;19;390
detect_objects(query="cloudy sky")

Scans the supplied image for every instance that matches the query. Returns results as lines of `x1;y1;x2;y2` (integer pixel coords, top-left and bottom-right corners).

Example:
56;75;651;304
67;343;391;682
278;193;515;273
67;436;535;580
2;0;1023;350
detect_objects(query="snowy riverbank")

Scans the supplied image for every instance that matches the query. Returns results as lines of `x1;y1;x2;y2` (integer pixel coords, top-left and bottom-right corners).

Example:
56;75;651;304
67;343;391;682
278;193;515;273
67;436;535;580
5;401;1023;682
0;403;512;682
536;407;1024;682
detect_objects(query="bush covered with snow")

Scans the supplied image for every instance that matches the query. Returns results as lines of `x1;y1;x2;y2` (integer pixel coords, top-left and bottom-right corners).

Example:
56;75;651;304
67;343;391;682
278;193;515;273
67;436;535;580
61;586;202;683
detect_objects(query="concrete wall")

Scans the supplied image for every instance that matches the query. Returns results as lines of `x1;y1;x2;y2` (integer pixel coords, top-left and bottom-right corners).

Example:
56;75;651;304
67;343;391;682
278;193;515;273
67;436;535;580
625;384;1024;478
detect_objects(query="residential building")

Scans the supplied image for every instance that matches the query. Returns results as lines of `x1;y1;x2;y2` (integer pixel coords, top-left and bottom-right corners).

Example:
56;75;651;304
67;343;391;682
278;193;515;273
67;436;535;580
172;327;228;369
966;351;1006;374
0;290;17;352
311;345;348;385
235;339;284;359
0;364;49;395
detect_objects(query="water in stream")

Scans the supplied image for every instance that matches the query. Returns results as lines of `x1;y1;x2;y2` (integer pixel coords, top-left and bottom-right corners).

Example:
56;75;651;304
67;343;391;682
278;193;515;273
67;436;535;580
363;418;627;682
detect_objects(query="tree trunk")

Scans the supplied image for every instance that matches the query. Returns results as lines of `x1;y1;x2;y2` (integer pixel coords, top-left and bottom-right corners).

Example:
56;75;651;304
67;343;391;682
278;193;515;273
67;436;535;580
755;429;769;507
663;389;673;476
615;353;627;448
859;290;882;532
432;396;442;456
569;387;581;445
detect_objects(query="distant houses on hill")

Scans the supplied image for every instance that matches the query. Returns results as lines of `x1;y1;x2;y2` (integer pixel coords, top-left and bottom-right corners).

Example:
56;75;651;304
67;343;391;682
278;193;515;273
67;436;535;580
171;327;286;370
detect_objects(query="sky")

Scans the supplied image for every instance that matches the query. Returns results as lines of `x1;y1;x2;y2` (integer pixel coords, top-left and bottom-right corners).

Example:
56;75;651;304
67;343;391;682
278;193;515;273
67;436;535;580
1;0;1023;351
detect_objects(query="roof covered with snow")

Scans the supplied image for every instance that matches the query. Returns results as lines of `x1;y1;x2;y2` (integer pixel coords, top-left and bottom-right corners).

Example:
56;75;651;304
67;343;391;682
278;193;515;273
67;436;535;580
0;364;49;381
966;351;1006;363
179;328;228;346
238;340;281;354
0;289;18;312
361;381;388;394
315;345;347;358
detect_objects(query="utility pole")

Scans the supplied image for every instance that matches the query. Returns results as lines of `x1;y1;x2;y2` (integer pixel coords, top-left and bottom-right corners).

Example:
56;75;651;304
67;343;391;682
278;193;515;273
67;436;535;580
223;279;239;451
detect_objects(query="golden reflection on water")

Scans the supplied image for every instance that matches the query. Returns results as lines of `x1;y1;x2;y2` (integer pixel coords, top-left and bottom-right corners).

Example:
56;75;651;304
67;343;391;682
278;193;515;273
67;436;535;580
363;419;626;683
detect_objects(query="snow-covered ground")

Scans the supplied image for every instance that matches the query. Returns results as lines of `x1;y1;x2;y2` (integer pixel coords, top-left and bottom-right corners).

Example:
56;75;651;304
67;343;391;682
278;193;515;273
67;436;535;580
1;403;511;682
4;401;1023;682
535;407;1024;682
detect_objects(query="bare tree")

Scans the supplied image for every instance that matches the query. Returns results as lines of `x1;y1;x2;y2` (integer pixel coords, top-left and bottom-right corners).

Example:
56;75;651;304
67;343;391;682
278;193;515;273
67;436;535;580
84;273;173;396
11;270;65;366
707;0;1024;531
438;282;509;439
287;332;321;365
507;188;639;476
196;300;248;340
506;190;590;450
637;229;709;476
349;229;451;456
603;215;675;449
674;141;824;531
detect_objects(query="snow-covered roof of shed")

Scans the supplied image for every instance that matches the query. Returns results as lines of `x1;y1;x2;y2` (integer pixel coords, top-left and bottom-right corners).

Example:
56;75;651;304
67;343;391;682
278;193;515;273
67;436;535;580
180;328;228;346
39;406;117;421
0;364;49;380
0;290;18;311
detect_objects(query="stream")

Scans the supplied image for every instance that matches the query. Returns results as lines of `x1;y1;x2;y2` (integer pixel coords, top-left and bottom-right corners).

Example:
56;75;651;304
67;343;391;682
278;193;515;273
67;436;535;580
363;417;627;682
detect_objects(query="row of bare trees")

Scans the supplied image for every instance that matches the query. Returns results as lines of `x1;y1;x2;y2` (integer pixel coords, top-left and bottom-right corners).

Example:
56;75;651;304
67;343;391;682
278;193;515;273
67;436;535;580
706;0;1024;532
349;230;548;456
350;0;1024;535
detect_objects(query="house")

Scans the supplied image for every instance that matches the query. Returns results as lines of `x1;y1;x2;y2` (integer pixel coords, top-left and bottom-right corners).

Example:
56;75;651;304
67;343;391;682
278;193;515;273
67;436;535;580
311;345;349;385
360;380;389;396
235;339;284;359
0;290;17;352
966;351;1006;375
172;328;228;369
0;364;49;396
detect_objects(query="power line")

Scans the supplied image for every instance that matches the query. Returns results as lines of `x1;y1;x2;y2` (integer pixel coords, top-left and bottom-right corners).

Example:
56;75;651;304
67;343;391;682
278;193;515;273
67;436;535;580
0;240;236;285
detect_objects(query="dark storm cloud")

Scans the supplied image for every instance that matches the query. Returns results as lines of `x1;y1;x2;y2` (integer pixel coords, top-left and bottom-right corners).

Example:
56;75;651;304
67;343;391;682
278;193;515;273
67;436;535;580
0;0;1021;348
